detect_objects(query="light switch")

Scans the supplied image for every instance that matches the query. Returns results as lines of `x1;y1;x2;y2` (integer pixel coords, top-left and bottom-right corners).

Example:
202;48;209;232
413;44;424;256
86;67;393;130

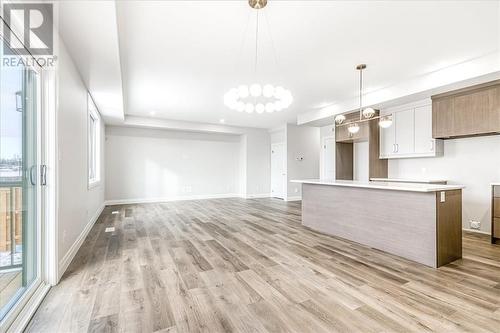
440;191;446;203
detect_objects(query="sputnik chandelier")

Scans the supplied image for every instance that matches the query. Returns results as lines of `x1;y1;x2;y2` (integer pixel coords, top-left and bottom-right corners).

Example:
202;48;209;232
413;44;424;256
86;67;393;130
224;0;293;114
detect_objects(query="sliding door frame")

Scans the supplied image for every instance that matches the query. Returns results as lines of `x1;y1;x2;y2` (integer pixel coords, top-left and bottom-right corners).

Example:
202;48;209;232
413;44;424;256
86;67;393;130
0;22;57;333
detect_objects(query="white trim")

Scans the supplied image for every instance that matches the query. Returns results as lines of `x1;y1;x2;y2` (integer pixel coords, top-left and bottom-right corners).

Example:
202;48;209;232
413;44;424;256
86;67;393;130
462;228;490;235
43;70;59;286
285;196;302;202
105;193;272;206
241;193;271;199
5;283;50;333
106;193;241;206
57;203;105;281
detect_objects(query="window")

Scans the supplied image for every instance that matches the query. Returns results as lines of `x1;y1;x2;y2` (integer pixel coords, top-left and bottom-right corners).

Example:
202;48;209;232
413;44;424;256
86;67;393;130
88;94;101;187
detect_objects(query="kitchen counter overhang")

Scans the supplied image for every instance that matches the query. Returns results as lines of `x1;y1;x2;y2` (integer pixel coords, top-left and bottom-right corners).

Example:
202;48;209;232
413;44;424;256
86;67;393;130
292;179;465;268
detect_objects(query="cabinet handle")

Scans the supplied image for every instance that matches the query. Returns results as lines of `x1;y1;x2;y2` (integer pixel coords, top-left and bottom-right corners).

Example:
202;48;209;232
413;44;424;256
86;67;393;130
395;144;399;153
392;144;396;153
430;140;434;152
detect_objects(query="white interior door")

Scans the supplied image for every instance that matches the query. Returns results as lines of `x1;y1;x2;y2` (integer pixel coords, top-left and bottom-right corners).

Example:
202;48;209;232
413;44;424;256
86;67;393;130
322;137;335;179
271;143;285;199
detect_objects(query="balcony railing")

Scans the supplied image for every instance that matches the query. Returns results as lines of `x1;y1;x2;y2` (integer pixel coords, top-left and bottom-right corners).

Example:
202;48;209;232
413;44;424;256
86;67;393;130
0;183;22;271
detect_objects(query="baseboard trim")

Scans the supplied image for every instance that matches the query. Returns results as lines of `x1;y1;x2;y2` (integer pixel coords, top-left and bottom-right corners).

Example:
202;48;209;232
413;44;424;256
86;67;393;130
462;228;490;235
242;193;271;199
285;196;302;202
57;203;105;282
105;193;245;206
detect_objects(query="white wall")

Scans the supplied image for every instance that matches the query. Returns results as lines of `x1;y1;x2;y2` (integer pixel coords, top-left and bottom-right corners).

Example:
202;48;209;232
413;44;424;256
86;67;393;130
287;124;320;198
389;135;500;233
354;141;369;182
105;126;242;202
57;41;105;269
270;127;286;144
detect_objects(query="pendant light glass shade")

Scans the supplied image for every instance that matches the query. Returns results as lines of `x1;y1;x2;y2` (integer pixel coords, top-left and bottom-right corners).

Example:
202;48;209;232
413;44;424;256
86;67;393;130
347;123;360;134
335;114;346;125
379;115;393;128
362;107;376;119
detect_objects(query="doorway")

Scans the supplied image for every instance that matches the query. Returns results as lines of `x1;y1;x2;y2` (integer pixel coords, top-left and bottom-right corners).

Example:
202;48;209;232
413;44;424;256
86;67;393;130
271;143;286;199
321;136;335;179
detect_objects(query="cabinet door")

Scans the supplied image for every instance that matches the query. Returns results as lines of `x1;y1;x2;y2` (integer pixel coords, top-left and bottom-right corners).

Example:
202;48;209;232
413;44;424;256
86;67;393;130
432;97;454;138
488;86;500;132
395;108;414;155
379;118;395;157
453;89;490;136
414;105;434;154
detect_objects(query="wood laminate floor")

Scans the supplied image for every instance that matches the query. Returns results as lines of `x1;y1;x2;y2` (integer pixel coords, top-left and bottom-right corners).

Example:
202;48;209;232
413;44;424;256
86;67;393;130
27;198;500;333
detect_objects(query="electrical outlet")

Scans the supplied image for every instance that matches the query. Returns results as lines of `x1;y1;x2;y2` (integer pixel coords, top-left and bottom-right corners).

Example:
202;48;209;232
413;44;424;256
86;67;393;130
294;187;299;193
469;220;481;230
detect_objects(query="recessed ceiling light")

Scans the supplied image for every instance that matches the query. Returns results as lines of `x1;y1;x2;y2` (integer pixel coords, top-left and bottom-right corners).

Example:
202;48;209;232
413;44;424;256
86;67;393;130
149;111;156;116
219;119;225;124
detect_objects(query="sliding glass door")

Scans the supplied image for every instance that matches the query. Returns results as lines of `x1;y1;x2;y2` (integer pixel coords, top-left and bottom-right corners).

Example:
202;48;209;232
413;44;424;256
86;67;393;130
0;35;42;322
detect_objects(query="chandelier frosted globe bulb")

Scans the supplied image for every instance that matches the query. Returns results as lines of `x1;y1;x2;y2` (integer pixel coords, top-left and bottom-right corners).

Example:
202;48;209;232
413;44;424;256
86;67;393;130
245;103;254;113
255;103;265;114
263;84;274;98
250;84;262;97
224;84;292;114
238;85;249;98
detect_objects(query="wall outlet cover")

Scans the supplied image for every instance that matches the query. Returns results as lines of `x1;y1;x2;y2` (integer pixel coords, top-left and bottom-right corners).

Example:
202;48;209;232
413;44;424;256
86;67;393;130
469;220;481;230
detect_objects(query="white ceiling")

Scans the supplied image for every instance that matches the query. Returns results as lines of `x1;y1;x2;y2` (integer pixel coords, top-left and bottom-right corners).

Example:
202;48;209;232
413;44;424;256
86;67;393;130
59;0;499;129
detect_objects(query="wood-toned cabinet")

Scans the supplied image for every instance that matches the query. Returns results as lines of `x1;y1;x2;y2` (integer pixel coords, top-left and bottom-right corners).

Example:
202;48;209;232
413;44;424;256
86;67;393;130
432;80;500;139
492;184;500;244
335;120;369;143
380;101;443;159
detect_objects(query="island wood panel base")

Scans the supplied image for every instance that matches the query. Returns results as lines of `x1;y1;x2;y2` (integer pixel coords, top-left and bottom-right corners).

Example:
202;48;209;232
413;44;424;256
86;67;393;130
301;184;462;268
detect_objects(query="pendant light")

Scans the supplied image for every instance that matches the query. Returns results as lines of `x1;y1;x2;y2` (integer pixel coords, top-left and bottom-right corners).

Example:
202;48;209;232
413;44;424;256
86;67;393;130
335;64;393;131
224;0;293;114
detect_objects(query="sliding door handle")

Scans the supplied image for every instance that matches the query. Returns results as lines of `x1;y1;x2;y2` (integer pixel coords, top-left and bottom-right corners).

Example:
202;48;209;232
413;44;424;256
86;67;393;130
29;165;37;185
41;165;47;186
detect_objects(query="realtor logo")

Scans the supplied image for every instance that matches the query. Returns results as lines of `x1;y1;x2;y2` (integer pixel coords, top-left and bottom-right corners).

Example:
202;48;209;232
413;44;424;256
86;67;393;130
3;3;53;55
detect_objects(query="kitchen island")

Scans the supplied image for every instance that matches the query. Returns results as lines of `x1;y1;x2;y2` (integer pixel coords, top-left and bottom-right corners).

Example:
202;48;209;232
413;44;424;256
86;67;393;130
292;179;465;268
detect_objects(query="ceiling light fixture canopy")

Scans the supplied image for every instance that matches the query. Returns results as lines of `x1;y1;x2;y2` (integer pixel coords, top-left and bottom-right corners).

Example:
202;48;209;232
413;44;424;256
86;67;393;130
249;0;267;9
224;0;292;114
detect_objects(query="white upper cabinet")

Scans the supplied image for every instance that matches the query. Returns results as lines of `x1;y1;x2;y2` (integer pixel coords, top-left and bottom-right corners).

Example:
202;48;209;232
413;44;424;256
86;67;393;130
414;105;435;154
380;120;395;156
394;109;415;155
380;100;443;159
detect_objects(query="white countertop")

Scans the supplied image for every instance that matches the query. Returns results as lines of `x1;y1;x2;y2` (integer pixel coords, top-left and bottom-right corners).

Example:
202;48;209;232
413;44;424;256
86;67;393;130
291;179;465;193
492;183;500;186
370;178;447;184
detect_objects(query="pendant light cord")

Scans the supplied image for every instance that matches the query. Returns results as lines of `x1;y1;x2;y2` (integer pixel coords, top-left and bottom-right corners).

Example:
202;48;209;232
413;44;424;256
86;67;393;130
255;10;259;74
359;67;363;121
